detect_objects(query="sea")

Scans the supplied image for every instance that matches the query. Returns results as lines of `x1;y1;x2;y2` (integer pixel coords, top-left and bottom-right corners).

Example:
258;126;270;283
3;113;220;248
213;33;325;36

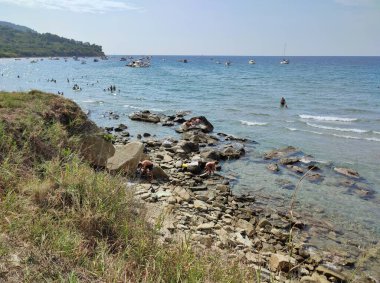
1;55;380;261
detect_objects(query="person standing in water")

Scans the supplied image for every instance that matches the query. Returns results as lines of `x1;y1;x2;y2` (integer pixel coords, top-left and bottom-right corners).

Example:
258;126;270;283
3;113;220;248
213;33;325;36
280;97;288;108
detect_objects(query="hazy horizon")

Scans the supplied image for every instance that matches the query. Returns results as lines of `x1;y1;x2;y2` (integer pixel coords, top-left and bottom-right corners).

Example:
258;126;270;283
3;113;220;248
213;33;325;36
1;0;379;56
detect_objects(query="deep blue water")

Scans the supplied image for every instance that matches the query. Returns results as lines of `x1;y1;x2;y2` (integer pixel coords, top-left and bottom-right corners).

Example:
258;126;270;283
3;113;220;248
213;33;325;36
1;55;380;249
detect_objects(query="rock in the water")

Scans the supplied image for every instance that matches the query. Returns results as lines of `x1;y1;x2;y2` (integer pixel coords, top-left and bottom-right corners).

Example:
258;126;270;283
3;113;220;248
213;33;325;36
129;111;161;123
269;253;296;272
220;145;245;160
200;149;221;161
80;134;115;167
267;163;280;172
106;142;143;175
287;165;305;174
315;266;347;282
264;146;298;160
334;167;360;179
177;116;214;133
280;157;300;165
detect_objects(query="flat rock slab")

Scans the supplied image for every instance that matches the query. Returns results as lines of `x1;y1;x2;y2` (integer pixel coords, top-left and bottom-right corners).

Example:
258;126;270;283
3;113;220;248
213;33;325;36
190;186;208;192
334;167;360;179
107;142;144;175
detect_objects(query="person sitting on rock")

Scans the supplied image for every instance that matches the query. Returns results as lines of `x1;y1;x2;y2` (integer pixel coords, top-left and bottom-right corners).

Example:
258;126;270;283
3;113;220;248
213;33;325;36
185;117;202;128
204;161;218;175
137;160;154;181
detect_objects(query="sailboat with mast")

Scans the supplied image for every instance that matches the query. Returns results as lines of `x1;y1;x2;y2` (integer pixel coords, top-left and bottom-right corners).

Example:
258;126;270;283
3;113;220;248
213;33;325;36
280;43;289;64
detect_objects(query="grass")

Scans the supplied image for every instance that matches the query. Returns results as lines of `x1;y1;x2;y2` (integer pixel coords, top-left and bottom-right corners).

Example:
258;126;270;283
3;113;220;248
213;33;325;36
0;91;254;282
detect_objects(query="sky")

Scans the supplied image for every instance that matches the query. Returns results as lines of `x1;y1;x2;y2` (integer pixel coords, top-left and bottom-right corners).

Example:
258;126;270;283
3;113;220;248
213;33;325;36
0;0;379;55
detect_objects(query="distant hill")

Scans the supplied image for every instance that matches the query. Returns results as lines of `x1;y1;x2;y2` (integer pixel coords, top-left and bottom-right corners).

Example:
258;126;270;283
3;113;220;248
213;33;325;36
0;21;105;58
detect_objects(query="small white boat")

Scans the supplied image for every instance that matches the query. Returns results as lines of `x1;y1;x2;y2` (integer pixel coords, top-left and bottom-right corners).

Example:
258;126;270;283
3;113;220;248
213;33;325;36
126;57;151;68
248;59;256;64
280;59;289;64
225;61;231;66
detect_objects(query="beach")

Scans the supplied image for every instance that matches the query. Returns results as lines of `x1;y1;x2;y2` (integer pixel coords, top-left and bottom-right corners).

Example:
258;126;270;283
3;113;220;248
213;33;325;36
1;56;380;280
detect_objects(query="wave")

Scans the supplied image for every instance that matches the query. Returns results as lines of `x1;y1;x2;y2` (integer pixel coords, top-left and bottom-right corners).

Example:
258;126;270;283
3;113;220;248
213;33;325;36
249;112;271;117
286;127;323;135
82;100;104;104
373;131;380;135
299;114;357;122
123;104;142;110
286;127;380;142
306;123;368;133
150;108;166;112
240;120;268;126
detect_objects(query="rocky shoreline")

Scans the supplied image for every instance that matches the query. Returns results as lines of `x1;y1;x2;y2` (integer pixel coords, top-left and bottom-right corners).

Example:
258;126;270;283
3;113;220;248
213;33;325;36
101;110;378;283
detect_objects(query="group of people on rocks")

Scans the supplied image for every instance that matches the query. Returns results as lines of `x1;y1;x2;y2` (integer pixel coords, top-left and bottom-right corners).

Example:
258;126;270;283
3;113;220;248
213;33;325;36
137;159;218;182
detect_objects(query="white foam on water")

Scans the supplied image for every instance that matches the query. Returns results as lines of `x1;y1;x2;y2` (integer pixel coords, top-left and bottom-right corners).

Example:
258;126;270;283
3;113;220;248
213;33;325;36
287;127;380;142
240;120;268;126
306;122;368;133
299;114;357;122
123;104;142;110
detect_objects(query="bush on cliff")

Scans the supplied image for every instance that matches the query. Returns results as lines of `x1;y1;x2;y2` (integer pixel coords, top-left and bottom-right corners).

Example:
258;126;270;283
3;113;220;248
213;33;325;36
0;91;251;282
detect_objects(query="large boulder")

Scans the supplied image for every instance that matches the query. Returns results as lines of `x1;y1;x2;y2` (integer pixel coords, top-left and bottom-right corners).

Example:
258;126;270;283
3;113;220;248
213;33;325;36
106;142;144;175
177;116;214;133
79;135;115;167
178;140;199;153
151;166;169;180
129;110;161;123
220;145;245;160
200;149;221;161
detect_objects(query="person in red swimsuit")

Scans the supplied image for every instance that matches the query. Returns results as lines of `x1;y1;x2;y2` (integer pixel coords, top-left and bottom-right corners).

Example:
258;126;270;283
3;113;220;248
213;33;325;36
137;160;154;181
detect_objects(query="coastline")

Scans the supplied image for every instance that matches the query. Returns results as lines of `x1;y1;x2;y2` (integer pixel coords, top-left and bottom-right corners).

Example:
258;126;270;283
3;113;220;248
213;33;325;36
2;53;380;282
105;109;379;282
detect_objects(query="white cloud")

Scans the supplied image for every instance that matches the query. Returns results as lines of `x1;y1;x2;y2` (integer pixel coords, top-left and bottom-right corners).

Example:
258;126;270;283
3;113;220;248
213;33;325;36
0;0;141;13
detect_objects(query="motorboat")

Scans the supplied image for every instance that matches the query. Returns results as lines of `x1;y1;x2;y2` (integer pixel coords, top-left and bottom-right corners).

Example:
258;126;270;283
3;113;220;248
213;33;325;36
225;61;231;66
126;57;151;68
248;59;256;64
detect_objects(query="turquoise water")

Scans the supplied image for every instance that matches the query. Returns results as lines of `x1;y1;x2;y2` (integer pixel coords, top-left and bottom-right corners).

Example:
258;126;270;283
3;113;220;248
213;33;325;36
1;56;380;248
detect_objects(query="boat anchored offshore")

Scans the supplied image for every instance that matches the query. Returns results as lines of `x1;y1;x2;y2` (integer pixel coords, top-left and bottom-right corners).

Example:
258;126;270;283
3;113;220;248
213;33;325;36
248;59;256;64
126;57;151;68
280;43;289;64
